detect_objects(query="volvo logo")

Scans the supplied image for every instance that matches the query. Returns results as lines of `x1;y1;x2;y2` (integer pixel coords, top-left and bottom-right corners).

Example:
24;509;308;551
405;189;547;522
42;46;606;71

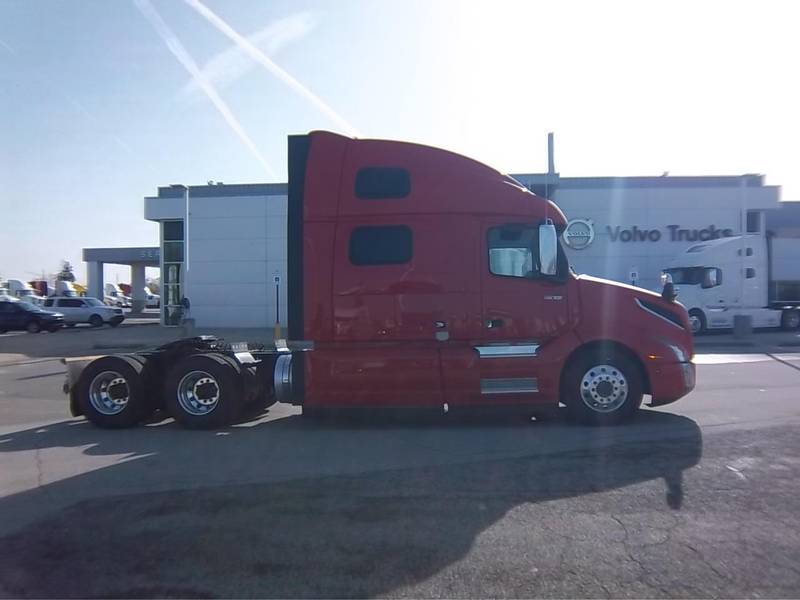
563;219;595;250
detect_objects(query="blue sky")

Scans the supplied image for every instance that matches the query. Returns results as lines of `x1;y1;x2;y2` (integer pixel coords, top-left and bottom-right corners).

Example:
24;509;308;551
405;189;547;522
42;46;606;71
1;0;798;285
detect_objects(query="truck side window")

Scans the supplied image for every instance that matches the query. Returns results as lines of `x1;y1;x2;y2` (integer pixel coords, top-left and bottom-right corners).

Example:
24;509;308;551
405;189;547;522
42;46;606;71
488;225;539;278
349;225;412;265
355;168;411;199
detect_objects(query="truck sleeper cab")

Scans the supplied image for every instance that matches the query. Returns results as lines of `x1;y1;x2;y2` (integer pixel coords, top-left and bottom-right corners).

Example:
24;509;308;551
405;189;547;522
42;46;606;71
65;131;695;429
283;132;694;425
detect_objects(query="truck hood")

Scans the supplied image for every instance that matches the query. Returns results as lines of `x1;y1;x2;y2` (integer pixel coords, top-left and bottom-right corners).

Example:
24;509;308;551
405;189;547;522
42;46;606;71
576;274;663;302
574;274;692;343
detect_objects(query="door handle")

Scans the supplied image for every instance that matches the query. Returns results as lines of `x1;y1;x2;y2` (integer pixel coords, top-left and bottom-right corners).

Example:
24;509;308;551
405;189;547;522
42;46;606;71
486;318;504;329
434;320;447;329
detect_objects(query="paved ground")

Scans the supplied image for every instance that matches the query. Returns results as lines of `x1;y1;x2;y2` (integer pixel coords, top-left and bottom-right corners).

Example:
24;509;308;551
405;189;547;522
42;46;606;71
0;330;799;597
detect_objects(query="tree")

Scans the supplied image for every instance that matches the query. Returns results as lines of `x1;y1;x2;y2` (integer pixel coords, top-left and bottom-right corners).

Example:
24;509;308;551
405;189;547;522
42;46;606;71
57;261;76;282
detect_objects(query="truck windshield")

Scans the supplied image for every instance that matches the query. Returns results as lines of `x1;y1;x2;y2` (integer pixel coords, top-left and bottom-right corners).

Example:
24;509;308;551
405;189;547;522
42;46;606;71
665;267;705;285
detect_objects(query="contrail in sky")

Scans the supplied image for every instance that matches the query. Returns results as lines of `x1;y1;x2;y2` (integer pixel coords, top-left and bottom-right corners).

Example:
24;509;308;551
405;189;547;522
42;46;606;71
0;38;17;54
182;0;360;137
133;0;277;178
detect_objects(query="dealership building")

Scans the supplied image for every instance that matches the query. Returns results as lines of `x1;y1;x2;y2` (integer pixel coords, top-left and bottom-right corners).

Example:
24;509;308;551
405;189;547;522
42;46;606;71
139;166;796;328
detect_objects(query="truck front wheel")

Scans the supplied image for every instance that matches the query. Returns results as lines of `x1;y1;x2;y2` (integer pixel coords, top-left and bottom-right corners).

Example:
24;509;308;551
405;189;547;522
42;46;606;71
563;349;643;426
781;309;800;331
164;353;243;429
688;309;706;335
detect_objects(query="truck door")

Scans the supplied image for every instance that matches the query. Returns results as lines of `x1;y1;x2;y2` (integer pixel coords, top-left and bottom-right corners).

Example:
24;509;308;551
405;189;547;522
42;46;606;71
325;218;451;408
57;298;79;324
442;219;571;407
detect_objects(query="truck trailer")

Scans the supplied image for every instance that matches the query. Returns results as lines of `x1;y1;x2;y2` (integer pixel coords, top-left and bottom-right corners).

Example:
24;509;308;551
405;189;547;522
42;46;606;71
63;131;695;428
662;234;800;334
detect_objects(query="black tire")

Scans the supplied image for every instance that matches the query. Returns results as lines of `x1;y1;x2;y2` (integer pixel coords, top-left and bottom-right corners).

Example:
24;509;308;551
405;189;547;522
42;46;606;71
47;325;61;333
109;321;121;328
562;348;644;426
0;328;6;334
781;309;800;331
76;355;150;428
164;353;243;429
26;320;41;334
688;309;706;335
89;314;104;328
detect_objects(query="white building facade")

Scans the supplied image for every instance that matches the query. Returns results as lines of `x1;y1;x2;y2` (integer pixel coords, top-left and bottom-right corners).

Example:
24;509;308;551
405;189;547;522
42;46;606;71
145;183;288;328
512;174;780;291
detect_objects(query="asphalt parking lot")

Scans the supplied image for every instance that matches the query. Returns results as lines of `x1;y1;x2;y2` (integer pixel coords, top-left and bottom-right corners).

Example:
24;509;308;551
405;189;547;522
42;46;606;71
1;327;800;598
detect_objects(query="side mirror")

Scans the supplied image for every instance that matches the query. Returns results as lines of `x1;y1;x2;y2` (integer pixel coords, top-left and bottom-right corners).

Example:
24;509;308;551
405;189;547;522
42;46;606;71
539;222;558;276
662;282;678;302
702;268;720;289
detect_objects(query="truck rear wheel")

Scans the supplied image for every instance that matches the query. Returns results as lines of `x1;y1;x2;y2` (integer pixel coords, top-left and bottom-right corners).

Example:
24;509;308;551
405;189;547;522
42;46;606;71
781;309;800;331
563;349;643;426
688;309;706;335
164;353;243;429
77;355;150;428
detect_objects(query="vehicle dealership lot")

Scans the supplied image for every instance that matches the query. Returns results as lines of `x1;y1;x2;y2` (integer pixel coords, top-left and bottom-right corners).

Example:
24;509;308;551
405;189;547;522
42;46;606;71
1;331;799;598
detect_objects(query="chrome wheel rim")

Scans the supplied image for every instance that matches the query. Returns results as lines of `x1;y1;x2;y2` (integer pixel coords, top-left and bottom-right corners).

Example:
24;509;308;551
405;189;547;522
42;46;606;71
177;370;220;416
787;312;800;329
580;364;628;413
89;370;130;415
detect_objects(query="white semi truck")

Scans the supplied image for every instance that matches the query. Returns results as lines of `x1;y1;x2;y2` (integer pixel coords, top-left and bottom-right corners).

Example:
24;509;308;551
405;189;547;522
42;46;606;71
662;234;800;334
104;283;132;308
6;279;47;305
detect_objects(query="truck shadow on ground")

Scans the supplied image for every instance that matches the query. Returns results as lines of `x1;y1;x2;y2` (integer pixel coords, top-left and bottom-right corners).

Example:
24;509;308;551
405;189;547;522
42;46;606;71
0;410;702;598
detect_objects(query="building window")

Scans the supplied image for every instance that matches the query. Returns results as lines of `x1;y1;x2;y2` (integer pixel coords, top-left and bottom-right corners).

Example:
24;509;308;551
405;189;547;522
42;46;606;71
488;225;539;278
162;220;184;326
163;242;184;263
163;220;184;241
355;167;411;199
746;211;761;233
349;225;412;265
745;268;756;279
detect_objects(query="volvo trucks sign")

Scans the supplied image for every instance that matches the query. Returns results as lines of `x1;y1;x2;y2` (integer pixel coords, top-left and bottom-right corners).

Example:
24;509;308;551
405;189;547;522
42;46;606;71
607;224;734;242
562;219;595;249
563;220;735;247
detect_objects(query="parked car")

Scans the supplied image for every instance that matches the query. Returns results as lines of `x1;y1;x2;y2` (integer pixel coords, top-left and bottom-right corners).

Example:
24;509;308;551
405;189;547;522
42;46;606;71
144;288;160;308
0;298;65;333
43;297;124;327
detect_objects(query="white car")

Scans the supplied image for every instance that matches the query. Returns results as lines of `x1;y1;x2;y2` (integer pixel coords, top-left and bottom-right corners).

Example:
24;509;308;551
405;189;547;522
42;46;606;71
43;297;125;327
144;289;160;308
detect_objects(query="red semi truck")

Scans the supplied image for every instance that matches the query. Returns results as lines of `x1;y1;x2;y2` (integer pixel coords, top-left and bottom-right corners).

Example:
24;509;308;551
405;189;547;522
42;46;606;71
63;131;695;428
